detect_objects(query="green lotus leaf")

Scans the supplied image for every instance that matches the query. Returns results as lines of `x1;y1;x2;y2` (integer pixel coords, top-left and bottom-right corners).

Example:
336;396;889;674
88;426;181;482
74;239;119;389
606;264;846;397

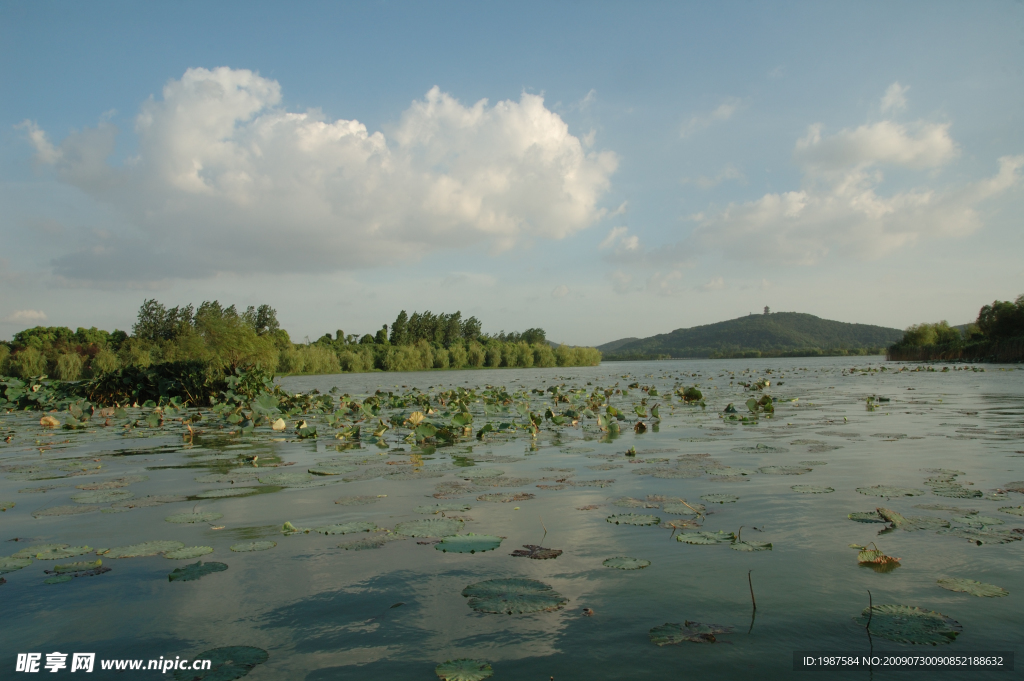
952;515;1004;527
308;464;359;476
876;508;950;531
792;485;834;494
606;513;661;526
731;540;772;551
195;487;260;499
857;485;926;497
35;545;93;560
510;545;562;559
476;492;534;503
54;559;102;573
394;518;464;537
937;578;1008;597
75;475;148;490
0;556;33;574
677;531;735;545
32;504;102;518
313;522;377;535
12;543;67;558
165;512;223;524
0;501;14;511
797;460;829;466
603;556;650;570
732;444;789;453
257;471;329;487
229;541;276;552
700;494;737;504
459;468;504;479
937;526;1021;544
853;605;962;645
661;502;705;516
334;495;382;506
848;511;885;523
998;506;1024;516
338;533;402;550
461;578;567;614
612;497;647;508
105;540;185;558
386;468;447;480
70;489;134;504
649;621;734;645
113;495;189;508
164;546;214;560
415;503;471;514
435;658;493;681
168;560;228;582
758;466;811;475
172;645;268;681
436;533;503;554
915;503;977;513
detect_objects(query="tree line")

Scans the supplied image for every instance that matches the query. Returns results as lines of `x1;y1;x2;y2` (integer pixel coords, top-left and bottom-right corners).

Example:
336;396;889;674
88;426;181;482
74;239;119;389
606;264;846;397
888;294;1024;361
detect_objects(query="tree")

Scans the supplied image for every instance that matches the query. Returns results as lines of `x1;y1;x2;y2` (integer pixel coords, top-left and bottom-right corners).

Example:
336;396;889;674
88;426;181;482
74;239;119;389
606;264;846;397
243;304;280;335
389;311;409;345
133;299;193;341
375;325;389;345
977;295;1024;339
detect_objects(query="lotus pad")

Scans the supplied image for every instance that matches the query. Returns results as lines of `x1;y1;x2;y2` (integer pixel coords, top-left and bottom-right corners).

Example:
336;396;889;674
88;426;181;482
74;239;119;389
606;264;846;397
0;556;33;574
461;578;567;614
12;543;67;558
758;466;811;475
848;511;885;523
677;531;735;545
998;506;1024;516
603;556;650;570
70;489;134;504
172;645;268;681
35;545;93;560
0;501;13;511
307;464;359;476
75;475;148;490
166;512;223;524
952;515;1003;527
857;485;926;497
54;559;102;573
937;527;1021;544
937;578;1008;597
338;533;402;550
476;492;534;503
700;494;737;504
435;658;493;681
606;513;661;526
394;518;464;537
257;472;328;487
876;508;950;531
661;502;705;516
854;605;962;645
436;533;503;553
335;495;382;506
113;495;188;508
792;485;834;494
195;488;260;499
313;522;376;535
229;541;276;552
649;621;734;645
459;468;504;479
32;504;102;518
165;546;214;560
731;540;772;551
105;540;185;558
168;561;228;582
416;503;471;514
510;545;562;559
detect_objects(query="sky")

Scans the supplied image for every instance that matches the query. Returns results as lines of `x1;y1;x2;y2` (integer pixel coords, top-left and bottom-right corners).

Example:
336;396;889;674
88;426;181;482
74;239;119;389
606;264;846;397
2;0;1023;346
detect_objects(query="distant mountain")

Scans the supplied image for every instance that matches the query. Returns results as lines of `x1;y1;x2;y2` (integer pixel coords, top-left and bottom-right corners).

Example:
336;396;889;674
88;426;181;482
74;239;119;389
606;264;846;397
598;312;903;359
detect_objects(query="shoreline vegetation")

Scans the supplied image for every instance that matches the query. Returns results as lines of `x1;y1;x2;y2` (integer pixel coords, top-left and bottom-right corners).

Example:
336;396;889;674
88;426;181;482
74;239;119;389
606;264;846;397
886;294;1024;363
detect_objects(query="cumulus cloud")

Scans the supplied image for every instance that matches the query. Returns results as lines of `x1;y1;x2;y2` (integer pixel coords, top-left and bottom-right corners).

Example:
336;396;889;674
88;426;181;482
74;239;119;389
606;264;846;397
794;120;957;171
681;98;742;138
880;82;909;113
4;309;47;324
598;226;639;253
24;67;618;284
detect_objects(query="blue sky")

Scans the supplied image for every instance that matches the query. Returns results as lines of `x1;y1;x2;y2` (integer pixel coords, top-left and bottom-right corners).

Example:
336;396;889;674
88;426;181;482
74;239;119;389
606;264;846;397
2;1;1022;345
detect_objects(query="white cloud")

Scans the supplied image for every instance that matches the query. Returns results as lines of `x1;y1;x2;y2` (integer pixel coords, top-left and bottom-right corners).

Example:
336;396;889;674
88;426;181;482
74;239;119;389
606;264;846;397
795;120;957;171
551;284;570;298
683;164;744;189
681;97;741;138
698;276;725;292
880;82;909;113
599;226;628;249
24;68;618;284
4;309;47;324
598;226;639;253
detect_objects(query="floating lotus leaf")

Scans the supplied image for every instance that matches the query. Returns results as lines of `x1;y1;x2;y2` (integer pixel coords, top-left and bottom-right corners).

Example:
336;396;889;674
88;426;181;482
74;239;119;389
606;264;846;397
677;531;735;545
257;471;328;487
394;518;464;537
998;506;1024;516
1004;481;1024;493
387;468;447;481
307;464;359;476
797;460;830;466
603;556;650;570
732;445;789;453
915;504;977;513
952;515;1003;527
54;559;102;573
876;508;950;531
461;578;567;614
313;522;376;535
937;578;1008;597
459;468;504;479
660;518;700;530
612;497;647;508
168;560;228;582
857;485;926;497
35;545;93;560
411;501;471;512
477;492;534;503
758;466;811;475
165;546;214;560
166;512;223;524
113;495;188;508
434;658;493;681
792;485;834;494
105;540;185;558
12;543;66;559
44;574;73;584
661;502;705;516
172;645;268;681
70;489;134;504
648;468;703;479
32;504;102;518
853;605;962;645
195;488;260;499
338;532;402;550
700;494;737;504
932;485;983;499
334;495;382;506
731;540;772;551
649;621;734;645
75;475;148;490
848;511;885;523
937;527;1021;544
606;513;660;526
0;556;33;574
229;541;276;552
436;533;503;553
510;544;562;559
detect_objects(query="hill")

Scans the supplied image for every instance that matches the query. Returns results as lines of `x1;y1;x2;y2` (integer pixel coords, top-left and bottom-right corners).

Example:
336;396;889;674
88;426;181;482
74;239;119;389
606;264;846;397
598;312;903;359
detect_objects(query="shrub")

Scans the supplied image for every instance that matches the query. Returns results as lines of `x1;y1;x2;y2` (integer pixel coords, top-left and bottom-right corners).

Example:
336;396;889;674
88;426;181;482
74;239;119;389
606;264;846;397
54;352;84;381
88;349;120;376
467;342;486;368
433;347;450;369
8;347;47;377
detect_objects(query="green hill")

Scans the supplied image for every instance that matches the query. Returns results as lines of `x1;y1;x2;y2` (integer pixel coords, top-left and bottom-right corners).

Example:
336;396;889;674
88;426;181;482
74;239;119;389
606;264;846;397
598;312;903;359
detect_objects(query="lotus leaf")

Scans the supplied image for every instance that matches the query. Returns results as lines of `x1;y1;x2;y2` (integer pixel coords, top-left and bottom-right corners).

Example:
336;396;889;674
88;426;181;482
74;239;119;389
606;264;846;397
105;540;185;558
853;605;962;645
436;533;503;553
166;512;223;524
338;533;402;550
569;479;615;487
700;494;737;504
314;522;376;535
394;518;464;537
172;645;268;681
998;506;1024;516
876;508;950;531
12;543;67;559
165;546;214;560
44;574;74;584
937;578;1008;597
477;492;534;503
797;460;829;466
335;495;382;506
606;513;660;526
0;556;33;574
113;495;188;508
230;541;276;552
195;488;260;499
434;658;493;681
951;515;1003;527
32;504;102;518
649;621;734;645
857;485;926;497
54;559;102;573
461;578;567;614
792;485;833;493
510;545;562;559
732;445;789;453
257;471;327;487
168;560;228;582
603;556;650;570
932;485;983;499
308;463;359;476
76;475;148;490
937;526;1021;544
460;468;504;479
848;511;885;523
731;540;772;551
35;545;93;560
915;504;977;513
612;497;647;508
758;466;811;475
661;502;705;516
677;531;735;545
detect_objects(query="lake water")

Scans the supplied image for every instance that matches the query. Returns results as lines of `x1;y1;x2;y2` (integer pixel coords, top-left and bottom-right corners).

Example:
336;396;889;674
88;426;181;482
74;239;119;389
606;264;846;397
2;357;1022;680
